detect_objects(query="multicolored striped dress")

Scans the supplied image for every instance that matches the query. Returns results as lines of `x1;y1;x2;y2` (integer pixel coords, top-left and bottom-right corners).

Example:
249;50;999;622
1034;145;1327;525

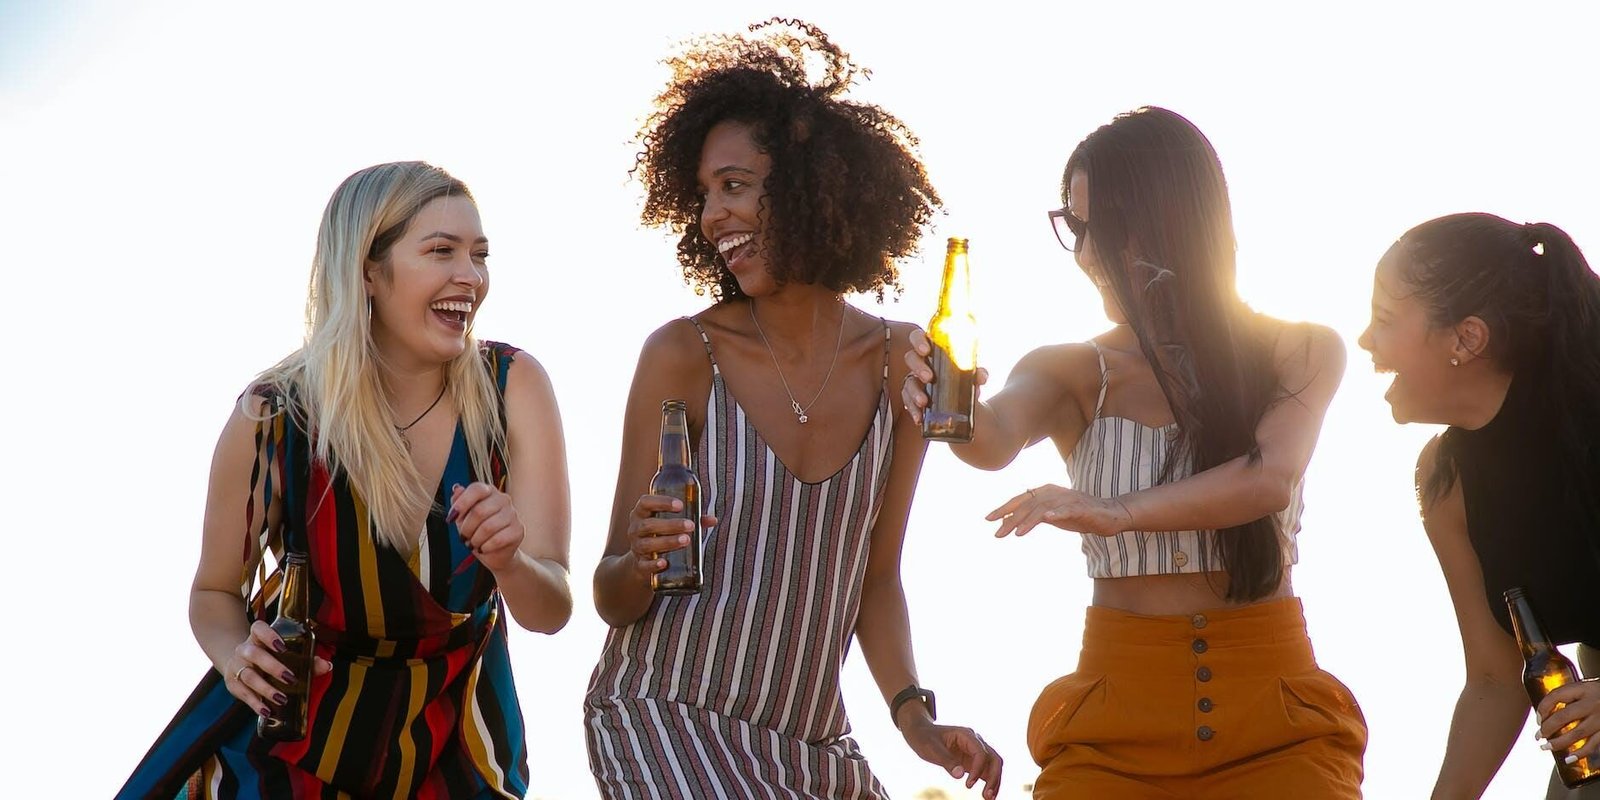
118;342;530;800
584;317;895;799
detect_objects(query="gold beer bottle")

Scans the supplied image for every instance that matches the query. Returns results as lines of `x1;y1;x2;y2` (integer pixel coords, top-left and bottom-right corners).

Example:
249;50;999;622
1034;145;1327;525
922;237;978;443
258;552;315;741
1505;587;1600;787
650;399;703;595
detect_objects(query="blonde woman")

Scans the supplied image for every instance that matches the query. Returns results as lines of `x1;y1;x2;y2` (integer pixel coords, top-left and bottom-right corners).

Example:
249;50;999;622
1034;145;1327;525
118;162;572;799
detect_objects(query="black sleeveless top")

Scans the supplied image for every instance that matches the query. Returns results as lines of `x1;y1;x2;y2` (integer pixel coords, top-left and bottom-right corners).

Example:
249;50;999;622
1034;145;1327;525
1441;367;1600;647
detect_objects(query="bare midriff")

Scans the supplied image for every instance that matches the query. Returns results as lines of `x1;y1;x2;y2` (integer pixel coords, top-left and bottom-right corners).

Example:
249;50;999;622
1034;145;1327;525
1091;569;1295;616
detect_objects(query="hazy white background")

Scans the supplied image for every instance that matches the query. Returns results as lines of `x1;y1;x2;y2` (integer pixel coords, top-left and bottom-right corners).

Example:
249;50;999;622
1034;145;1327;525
3;2;1598;797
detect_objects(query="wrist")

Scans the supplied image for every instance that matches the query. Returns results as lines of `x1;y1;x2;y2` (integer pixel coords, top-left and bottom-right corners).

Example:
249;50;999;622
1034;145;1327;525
1112;494;1137;534
890;684;937;730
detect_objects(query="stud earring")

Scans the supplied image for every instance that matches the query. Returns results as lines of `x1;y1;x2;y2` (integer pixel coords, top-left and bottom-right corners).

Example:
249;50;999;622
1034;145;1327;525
1449;357;1460;367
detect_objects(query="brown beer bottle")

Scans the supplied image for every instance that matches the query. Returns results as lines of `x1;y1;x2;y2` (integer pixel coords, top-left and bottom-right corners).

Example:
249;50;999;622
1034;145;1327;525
923;237;978;443
1505;587;1600;787
650;399;703;595
258;552;315;741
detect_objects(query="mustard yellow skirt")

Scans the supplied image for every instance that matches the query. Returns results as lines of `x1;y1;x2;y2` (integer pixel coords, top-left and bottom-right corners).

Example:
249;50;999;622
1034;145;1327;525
1027;598;1366;799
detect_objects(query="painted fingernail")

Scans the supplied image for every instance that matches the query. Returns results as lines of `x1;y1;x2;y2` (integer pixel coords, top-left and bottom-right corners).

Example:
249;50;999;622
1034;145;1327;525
1567;754;1580;764
271;638;286;653
273;692;288;705
281;670;295;683
446;509;459;524
260;706;272;716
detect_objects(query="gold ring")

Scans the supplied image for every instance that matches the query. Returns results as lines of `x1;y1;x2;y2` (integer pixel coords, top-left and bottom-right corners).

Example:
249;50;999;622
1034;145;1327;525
235;665;249;683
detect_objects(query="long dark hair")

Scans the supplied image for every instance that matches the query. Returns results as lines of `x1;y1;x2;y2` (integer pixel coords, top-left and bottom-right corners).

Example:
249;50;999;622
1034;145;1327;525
1065;107;1284;601
1392;214;1600;522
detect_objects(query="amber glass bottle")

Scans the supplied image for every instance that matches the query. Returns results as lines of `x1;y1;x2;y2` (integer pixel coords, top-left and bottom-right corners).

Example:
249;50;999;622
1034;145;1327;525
923;237;978;443
1505;587;1600;787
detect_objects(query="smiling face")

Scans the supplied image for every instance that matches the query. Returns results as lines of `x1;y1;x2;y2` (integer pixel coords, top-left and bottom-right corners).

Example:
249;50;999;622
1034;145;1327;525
366;194;489;371
1357;252;1460;423
697;120;776;296
1067;170;1127;325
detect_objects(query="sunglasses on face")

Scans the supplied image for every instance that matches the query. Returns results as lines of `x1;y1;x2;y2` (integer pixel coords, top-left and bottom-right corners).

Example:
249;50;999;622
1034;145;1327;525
1047;207;1086;253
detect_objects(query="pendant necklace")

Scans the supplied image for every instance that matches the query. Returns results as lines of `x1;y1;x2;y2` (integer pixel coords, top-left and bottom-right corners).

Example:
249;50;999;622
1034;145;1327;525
395;381;448;451
748;300;847;424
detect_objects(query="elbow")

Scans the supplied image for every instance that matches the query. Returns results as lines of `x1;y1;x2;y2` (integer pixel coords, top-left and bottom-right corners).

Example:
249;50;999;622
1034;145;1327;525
521;599;573;635
1248;459;1297;518
596;603;642;629
1258;476;1294;518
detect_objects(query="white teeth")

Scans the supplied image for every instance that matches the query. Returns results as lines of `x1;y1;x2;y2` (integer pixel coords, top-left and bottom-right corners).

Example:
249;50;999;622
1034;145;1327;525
430;300;473;313
717;233;754;254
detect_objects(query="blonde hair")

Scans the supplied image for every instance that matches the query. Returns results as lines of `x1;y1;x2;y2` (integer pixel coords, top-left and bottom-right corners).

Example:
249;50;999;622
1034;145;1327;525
251;162;504;551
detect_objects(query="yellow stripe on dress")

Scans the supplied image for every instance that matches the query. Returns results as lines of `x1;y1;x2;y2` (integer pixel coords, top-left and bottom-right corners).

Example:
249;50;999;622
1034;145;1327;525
315;658;368;779
391;660;430;799
351;493;387;639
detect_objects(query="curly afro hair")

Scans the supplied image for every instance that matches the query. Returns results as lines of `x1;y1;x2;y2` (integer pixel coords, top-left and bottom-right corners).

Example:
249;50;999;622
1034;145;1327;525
635;18;942;302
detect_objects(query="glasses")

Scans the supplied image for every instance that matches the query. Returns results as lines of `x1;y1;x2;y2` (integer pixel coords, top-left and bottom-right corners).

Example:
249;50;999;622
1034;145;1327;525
1047;207;1086;252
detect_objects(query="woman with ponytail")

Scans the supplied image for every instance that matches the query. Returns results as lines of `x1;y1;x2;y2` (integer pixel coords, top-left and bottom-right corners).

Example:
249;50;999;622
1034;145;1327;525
119;162;572;799
1360;214;1600;798
903;107;1366;798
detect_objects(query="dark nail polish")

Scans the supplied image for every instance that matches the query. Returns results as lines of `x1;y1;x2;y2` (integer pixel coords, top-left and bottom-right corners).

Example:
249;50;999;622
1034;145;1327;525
446;508;459;524
271;638;286;653
260;706;273;716
281;671;295;683
273;692;288;705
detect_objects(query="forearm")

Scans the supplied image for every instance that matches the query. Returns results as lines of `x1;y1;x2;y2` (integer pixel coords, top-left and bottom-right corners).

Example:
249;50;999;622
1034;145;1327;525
189;588;252;674
593;553;655;627
1431;680;1529;799
948;399;1028;472
1116;452;1294;534
855;575;932;729
493;552;573;634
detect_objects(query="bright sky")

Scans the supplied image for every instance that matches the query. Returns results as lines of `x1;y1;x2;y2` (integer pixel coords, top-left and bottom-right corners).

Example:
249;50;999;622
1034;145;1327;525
5;2;1599;797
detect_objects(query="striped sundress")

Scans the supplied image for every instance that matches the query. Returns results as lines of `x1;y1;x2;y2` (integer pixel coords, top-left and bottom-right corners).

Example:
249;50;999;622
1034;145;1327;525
118;342;530;800
584;317;895;800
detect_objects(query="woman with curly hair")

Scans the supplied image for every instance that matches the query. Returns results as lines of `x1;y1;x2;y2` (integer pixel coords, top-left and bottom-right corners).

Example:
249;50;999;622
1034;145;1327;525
583;19;1002;800
1360;214;1600;798
118;162;572;799
903;107;1366;798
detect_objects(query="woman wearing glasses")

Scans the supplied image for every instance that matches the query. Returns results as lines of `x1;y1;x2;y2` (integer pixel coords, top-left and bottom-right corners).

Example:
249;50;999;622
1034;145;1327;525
903;106;1366;798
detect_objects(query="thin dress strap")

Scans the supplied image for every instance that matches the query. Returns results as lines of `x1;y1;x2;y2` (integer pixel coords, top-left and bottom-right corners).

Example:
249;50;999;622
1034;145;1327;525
1088;340;1109;419
682;316;719;375
879;317;891;387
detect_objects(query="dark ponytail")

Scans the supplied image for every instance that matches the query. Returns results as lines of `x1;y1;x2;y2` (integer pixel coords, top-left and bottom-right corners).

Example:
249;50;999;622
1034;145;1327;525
1523;223;1600;536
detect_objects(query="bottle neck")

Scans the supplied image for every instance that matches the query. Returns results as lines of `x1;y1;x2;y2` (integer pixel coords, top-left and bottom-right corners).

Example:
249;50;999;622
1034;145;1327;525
279;555;309;621
1507;591;1556;659
933;244;972;320
930;242;978;370
659;408;691;469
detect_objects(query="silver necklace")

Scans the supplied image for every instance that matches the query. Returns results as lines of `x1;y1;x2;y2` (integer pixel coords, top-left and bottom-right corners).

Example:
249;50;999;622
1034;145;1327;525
748;300;847;424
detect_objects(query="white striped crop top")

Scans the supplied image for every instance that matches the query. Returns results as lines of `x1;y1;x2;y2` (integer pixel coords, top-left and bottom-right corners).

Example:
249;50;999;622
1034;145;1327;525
1065;342;1303;579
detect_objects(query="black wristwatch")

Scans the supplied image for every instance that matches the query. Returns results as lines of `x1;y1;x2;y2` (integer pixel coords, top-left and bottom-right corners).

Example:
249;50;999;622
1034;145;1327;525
890;683;937;729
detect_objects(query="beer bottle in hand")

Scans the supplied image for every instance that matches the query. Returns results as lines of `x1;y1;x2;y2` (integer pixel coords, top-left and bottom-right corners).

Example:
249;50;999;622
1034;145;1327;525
1505;587;1600;787
650;399;703;595
922;237;978;443
258;552;315;741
